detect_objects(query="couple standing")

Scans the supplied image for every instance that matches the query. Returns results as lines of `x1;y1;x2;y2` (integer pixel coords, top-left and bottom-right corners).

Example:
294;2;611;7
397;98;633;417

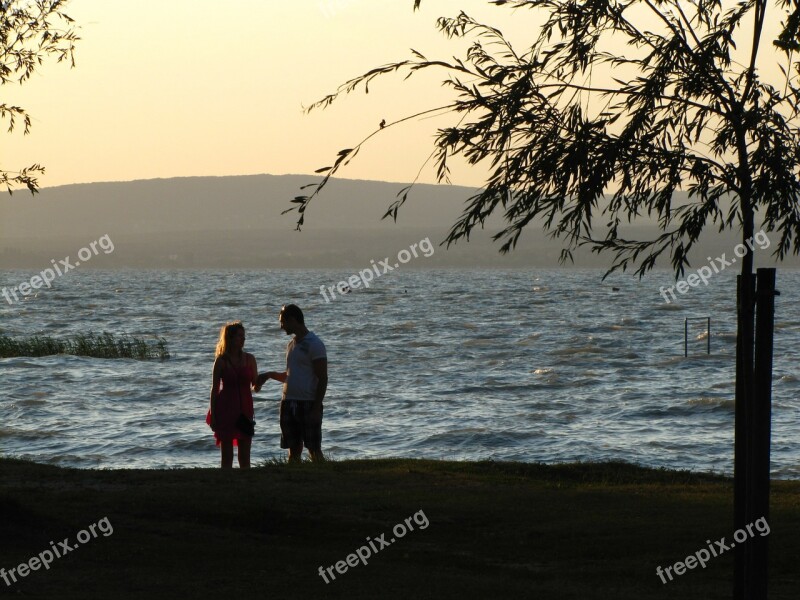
207;304;327;469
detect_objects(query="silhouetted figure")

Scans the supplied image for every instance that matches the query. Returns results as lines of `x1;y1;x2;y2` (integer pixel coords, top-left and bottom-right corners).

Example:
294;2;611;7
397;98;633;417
258;305;328;463
207;321;260;469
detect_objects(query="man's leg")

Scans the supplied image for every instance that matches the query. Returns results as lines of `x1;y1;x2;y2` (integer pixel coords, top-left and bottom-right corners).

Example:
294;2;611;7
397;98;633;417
288;445;304;463
305;403;325;463
280;401;303;463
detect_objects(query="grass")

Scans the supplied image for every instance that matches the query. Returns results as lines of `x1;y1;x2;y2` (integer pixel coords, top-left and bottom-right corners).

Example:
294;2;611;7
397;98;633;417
0;332;169;360
0;457;797;599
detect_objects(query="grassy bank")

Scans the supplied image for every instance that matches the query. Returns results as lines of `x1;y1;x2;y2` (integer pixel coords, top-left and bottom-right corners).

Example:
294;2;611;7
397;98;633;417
0;458;798;599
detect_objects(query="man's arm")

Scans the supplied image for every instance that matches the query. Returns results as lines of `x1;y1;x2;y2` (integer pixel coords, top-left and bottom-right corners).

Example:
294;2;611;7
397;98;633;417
312;358;327;409
257;371;287;386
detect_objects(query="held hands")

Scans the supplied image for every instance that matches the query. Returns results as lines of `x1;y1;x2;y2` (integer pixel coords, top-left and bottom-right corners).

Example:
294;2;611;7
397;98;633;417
254;371;286;393
257;371;281;387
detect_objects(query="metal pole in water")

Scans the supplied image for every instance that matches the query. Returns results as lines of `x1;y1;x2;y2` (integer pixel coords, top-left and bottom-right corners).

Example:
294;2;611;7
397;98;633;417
684;318;688;358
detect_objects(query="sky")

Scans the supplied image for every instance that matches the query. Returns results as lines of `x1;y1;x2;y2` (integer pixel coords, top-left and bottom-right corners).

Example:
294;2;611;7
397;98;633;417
2;0;534;189
0;0;789;190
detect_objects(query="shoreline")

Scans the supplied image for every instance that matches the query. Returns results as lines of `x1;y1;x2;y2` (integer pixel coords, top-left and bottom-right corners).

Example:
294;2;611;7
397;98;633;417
5;454;799;481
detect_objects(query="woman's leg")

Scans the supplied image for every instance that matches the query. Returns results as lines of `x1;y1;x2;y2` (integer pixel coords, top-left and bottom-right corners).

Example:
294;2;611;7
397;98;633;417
221;440;234;469
237;437;251;469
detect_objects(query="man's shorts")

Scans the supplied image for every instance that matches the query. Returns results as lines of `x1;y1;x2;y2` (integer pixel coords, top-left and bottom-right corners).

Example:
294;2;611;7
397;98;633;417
279;400;323;451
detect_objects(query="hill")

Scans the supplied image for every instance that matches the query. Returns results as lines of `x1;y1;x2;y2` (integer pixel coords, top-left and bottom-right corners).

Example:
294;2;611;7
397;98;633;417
0;174;793;269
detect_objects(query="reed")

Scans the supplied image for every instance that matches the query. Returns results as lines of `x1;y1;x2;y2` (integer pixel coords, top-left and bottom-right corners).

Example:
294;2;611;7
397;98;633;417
0;332;170;359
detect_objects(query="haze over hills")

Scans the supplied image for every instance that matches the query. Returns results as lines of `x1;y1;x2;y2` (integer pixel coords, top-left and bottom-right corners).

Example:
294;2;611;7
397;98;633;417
0;174;793;270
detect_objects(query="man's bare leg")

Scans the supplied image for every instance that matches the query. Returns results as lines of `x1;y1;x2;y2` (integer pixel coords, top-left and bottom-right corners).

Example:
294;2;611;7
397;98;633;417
288;445;304;463
308;448;325;463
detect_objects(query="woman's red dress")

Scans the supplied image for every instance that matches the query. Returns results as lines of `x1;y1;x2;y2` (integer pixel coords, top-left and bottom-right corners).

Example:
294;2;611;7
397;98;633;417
206;355;255;447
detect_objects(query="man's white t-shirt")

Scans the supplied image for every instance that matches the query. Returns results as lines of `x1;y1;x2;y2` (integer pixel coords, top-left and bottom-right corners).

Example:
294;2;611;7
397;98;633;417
282;331;327;401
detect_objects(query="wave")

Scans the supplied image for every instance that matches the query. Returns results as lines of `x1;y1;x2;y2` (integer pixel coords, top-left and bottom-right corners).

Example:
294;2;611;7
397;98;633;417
686;397;735;410
715;332;737;342
552;346;603;356
422;428;530;446
517;332;542;344
462;337;497;347
654;303;684;311
406;340;440;348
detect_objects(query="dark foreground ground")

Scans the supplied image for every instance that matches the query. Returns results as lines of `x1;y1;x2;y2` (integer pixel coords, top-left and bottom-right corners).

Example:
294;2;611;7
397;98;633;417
0;458;798;599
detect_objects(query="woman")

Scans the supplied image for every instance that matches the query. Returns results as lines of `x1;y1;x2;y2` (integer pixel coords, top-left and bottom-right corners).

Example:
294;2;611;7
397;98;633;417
207;321;260;469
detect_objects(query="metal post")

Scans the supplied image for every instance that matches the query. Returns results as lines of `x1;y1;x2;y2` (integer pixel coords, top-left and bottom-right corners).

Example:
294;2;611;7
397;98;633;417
734;272;756;600
749;268;776;600
684;318;688;358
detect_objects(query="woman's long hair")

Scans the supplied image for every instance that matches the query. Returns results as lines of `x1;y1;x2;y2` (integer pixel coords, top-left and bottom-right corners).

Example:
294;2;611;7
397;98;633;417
215;321;244;358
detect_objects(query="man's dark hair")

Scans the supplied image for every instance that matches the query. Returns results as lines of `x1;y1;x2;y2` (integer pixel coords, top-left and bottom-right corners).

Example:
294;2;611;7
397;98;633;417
281;304;304;324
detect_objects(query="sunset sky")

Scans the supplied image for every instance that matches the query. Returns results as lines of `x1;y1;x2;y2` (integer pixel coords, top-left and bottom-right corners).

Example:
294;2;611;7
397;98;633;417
1;0;522;189
1;0;787;190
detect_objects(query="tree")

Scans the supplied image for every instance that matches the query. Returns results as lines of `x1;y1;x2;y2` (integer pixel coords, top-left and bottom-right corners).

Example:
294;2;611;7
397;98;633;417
291;0;800;274
1;0;78;194
290;1;800;597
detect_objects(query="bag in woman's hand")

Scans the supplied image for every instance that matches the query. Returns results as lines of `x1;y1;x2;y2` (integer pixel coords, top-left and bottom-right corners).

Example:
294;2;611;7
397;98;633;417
235;413;255;436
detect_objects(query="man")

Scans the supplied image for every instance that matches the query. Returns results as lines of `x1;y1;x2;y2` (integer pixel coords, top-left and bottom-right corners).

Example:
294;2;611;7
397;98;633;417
258;304;327;463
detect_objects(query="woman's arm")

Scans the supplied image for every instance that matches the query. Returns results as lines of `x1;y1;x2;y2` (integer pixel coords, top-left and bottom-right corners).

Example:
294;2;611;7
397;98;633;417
248;354;261;392
209;357;222;429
